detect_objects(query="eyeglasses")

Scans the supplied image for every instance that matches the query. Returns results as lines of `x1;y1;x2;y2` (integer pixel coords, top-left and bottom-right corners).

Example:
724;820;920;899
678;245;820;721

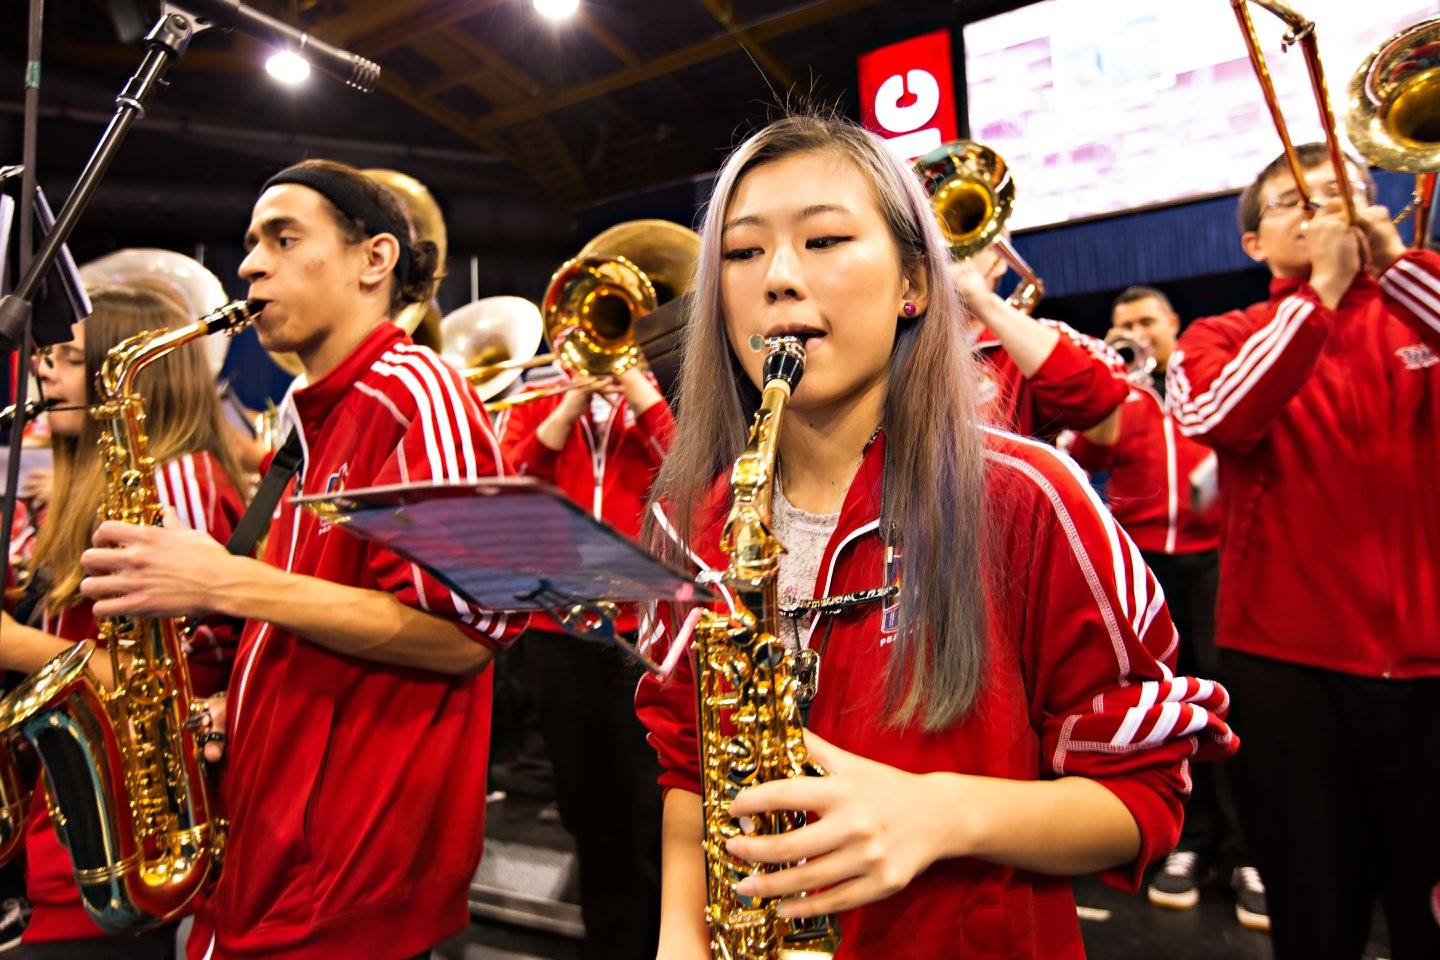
1260;181;1370;218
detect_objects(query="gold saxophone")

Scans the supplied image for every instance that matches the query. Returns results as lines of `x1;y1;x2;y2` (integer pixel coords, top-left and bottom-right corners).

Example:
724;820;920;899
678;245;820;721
694;335;840;959
0;299;256;932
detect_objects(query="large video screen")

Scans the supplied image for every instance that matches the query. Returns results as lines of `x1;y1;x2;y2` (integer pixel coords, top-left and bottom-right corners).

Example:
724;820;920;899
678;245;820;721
963;0;1439;230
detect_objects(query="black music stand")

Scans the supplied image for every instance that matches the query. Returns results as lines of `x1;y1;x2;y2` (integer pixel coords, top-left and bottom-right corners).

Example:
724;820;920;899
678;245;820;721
291;478;711;673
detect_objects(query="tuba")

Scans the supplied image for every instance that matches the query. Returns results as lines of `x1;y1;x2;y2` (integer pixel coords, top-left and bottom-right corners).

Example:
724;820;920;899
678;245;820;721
80;249;234;378
913;140;1045;314
441;296;544;402
1345;17;1440;248
693;335;840;959
0;300;257;932
364;168;447;352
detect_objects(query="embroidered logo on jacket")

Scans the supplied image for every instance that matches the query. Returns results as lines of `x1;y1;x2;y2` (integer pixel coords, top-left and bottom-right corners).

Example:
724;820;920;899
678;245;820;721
1396;343;1439;371
316;465;350;534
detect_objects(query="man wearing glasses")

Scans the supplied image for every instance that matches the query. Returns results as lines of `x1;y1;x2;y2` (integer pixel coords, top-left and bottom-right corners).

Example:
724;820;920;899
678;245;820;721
1166;142;1440;959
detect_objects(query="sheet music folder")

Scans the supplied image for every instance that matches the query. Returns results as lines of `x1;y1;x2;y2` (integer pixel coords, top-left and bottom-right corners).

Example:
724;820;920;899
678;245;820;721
291;477;711;612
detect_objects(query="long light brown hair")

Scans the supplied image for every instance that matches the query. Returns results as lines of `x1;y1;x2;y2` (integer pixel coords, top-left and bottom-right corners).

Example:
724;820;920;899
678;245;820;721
34;286;247;609
645;113;993;731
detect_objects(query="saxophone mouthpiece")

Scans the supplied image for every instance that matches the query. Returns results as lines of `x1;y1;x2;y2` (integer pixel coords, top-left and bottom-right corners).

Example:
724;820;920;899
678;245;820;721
761;335;807;393
201;299;261;336
0;397;58;431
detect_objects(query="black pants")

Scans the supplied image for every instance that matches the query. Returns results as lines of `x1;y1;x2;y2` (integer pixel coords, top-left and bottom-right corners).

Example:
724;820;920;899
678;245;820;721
10;925;176;959
1222;650;1440;959
1143;549;1248;872
523;629;662;960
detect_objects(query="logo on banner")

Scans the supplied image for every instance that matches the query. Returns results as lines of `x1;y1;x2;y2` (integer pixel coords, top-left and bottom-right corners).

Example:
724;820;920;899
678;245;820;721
857;29;959;162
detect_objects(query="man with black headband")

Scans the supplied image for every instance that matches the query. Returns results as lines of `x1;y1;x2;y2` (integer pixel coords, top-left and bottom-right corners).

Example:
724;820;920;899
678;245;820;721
77;159;525;960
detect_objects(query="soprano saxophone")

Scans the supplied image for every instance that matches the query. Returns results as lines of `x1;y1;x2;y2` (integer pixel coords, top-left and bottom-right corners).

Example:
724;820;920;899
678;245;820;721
0;299;256;932
694;335;840;959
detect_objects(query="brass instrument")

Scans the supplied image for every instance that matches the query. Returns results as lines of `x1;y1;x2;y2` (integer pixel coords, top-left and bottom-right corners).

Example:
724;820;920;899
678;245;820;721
81;249;234;377
364;168;447;352
0;741;34;864
913;140;1045;314
0;299;257;932
1230;0;1360;224
477;220;699;413
441;296;544;401
694;335;840;959
1345;17;1440;248
1105;332;1157;384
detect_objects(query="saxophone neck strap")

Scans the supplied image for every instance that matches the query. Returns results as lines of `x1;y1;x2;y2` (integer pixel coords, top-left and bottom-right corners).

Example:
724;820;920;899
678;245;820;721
226;429;303;557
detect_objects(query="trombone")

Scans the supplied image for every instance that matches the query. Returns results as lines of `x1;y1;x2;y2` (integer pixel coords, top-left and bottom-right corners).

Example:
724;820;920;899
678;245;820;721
1229;0;1360;224
1345;17;1440;249
913;140;1045;314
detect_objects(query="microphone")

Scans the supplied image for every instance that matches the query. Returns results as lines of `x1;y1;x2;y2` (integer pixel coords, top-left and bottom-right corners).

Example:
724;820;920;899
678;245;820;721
170;0;380;92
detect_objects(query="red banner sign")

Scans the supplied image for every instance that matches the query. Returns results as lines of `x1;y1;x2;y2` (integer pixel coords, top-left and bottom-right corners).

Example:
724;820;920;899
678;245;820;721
857;29;959;162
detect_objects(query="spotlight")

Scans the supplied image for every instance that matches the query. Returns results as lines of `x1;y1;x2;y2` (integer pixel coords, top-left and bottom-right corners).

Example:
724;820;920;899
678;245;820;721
265;49;312;86
534;0;580;20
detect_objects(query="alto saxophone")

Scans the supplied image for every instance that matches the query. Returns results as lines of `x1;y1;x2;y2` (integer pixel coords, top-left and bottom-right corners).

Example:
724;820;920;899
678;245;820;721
694;335;840;959
0;300;256;932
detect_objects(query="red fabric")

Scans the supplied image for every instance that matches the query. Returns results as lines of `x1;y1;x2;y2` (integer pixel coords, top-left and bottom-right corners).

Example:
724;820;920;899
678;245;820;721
1166;250;1440;679
22;450;243;943
187;324;526;960
494;373;675;634
635;430;1236;959
976;318;1129;439
1063;384;1221;555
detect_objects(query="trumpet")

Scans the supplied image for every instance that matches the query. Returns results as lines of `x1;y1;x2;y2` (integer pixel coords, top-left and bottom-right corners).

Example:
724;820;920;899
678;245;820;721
1106;332;1157;384
913;140;1045;314
1345;17;1440;248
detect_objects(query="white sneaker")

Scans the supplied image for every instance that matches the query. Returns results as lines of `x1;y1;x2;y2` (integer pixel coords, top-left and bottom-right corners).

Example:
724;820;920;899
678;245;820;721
1147;849;1202;909
1232;865;1270;932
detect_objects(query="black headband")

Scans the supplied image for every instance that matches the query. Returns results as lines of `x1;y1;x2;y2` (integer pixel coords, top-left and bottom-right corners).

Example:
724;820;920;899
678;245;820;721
263;165;411;287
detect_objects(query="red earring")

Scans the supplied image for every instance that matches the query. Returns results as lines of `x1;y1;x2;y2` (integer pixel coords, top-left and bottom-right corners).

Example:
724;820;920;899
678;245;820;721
902;301;918;317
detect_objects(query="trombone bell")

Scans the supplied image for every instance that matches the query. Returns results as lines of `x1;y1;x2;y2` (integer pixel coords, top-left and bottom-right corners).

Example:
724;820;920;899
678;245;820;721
1345;18;1440;173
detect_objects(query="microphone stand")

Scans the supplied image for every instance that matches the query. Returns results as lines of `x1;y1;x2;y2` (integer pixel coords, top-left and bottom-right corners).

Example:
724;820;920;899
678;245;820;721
0;7;206;351
0;5;209;623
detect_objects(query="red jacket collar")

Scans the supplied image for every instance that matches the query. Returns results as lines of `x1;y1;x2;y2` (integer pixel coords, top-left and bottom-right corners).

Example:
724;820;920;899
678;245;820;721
291;323;408;429
685;430;888;580
1269;270;1378;303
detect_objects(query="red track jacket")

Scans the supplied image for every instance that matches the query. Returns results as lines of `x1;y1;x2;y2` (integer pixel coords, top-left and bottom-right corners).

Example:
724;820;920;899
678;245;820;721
1064;383;1221;556
22;451;243;943
1166;250;1440;679
975;319;1129;439
188;324;525;960
635;430;1236;959
494;370;676;635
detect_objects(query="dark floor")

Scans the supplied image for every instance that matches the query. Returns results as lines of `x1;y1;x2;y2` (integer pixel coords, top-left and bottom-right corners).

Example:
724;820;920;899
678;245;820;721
434;793;1395;960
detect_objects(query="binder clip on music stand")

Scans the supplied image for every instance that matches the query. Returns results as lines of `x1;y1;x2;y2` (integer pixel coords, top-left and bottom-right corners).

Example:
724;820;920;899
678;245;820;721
293;478;713;675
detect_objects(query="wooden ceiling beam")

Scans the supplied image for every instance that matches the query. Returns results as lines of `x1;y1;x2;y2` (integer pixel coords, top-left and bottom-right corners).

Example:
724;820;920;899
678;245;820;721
468;0;882;135
694;0;797;89
354;0;505;57
574;9;644;69
310;0;436;45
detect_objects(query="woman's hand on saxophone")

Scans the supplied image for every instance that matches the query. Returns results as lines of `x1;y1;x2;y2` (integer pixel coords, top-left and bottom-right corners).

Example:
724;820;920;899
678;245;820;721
190;694;228;763
722;730;954;920
79;509;242;619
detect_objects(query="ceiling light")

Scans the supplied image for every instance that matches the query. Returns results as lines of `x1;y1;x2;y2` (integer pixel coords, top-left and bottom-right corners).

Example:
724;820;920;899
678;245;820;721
534;0;580;21
265;49;312;86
